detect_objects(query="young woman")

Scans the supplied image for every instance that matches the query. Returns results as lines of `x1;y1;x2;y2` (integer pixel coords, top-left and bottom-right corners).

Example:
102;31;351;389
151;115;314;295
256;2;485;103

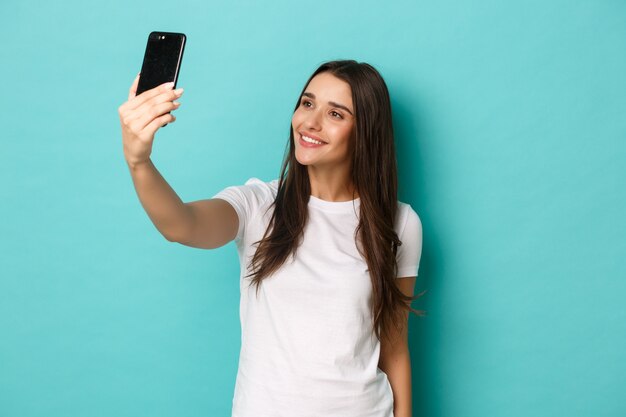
118;60;423;417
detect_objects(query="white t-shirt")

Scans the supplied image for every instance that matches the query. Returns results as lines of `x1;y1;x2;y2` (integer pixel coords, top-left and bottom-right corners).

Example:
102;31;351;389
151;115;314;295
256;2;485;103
212;177;422;417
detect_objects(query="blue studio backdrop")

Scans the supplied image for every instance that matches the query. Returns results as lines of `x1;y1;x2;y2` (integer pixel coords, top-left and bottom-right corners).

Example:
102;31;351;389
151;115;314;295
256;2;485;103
1;1;624;416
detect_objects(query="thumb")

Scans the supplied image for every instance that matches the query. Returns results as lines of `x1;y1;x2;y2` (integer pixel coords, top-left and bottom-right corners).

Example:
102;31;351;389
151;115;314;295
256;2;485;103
128;73;140;100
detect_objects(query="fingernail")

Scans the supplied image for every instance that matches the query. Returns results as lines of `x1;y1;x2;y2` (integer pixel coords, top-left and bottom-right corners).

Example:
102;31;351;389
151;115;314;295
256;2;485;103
174;88;184;95
165;82;175;88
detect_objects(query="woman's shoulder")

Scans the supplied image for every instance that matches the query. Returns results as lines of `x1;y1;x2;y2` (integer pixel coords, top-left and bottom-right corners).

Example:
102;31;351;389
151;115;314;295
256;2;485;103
212;177;278;209
231;177;279;207
241;177;279;199
395;200;422;237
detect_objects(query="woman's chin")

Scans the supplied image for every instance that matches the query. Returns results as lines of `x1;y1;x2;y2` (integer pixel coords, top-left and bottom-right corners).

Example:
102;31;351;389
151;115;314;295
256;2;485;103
294;153;315;166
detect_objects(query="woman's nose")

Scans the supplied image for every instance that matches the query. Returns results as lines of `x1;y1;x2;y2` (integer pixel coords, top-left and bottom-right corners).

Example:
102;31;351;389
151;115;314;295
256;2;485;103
304;108;322;130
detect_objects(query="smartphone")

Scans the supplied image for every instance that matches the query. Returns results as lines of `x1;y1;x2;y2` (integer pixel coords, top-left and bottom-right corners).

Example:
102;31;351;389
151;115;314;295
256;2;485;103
136;31;186;96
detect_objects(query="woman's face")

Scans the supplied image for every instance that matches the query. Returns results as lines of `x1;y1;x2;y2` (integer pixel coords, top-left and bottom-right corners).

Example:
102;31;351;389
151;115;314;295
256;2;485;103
291;72;355;171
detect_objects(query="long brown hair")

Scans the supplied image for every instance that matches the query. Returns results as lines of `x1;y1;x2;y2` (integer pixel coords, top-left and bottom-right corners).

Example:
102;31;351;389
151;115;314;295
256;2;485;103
246;60;424;344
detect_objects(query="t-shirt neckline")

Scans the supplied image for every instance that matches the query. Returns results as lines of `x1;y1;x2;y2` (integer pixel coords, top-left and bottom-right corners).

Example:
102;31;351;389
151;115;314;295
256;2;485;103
308;194;361;213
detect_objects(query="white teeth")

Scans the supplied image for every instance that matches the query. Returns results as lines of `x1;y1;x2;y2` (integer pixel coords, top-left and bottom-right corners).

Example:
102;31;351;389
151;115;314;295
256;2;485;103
302;135;324;145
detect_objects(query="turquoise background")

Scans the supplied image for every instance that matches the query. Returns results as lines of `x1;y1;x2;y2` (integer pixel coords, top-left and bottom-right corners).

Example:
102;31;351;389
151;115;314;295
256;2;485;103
1;0;624;416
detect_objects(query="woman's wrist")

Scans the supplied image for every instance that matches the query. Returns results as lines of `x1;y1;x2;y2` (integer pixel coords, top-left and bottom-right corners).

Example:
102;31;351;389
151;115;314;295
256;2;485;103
125;157;152;171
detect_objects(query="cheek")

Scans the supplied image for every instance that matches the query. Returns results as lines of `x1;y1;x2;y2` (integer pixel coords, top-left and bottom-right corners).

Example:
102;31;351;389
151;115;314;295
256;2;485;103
334;126;353;147
291;109;304;128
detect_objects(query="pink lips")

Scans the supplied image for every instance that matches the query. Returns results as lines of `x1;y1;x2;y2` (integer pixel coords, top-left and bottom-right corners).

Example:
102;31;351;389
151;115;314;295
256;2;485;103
299;136;326;148
298;133;327;148
300;131;325;142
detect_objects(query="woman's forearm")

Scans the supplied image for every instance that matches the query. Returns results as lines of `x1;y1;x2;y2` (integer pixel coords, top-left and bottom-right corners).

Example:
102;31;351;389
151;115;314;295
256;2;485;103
380;350;412;417
126;159;193;242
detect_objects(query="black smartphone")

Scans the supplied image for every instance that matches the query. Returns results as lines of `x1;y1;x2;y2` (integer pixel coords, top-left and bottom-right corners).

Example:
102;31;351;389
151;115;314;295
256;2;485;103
136;31;186;96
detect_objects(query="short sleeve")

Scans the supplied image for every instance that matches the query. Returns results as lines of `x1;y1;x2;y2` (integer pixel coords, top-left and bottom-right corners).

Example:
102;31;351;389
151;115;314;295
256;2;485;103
395;204;423;278
211;177;276;243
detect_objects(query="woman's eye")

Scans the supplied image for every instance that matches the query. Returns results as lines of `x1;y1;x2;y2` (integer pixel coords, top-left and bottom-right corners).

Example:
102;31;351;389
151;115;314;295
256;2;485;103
299;100;342;119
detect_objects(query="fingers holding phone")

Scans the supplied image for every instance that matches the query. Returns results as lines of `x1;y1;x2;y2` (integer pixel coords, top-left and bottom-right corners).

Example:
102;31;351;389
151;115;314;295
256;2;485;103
126;80;183;127
119;79;183;167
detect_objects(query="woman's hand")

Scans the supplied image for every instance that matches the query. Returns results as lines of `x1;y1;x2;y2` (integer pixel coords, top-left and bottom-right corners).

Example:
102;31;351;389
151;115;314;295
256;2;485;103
118;74;184;167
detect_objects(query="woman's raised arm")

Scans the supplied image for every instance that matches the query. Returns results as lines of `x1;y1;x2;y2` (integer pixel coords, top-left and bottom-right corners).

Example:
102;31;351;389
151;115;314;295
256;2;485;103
119;75;238;249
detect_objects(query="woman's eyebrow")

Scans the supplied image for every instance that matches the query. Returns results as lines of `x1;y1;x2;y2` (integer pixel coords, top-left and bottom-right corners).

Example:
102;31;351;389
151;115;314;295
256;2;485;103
302;92;353;116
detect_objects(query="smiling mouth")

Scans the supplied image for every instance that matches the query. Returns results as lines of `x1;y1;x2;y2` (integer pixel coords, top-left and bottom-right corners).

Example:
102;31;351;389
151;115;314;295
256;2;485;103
300;134;326;145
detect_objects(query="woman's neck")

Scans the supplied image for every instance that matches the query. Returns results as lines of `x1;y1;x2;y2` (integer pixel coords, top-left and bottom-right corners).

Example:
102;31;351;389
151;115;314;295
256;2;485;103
307;165;359;202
